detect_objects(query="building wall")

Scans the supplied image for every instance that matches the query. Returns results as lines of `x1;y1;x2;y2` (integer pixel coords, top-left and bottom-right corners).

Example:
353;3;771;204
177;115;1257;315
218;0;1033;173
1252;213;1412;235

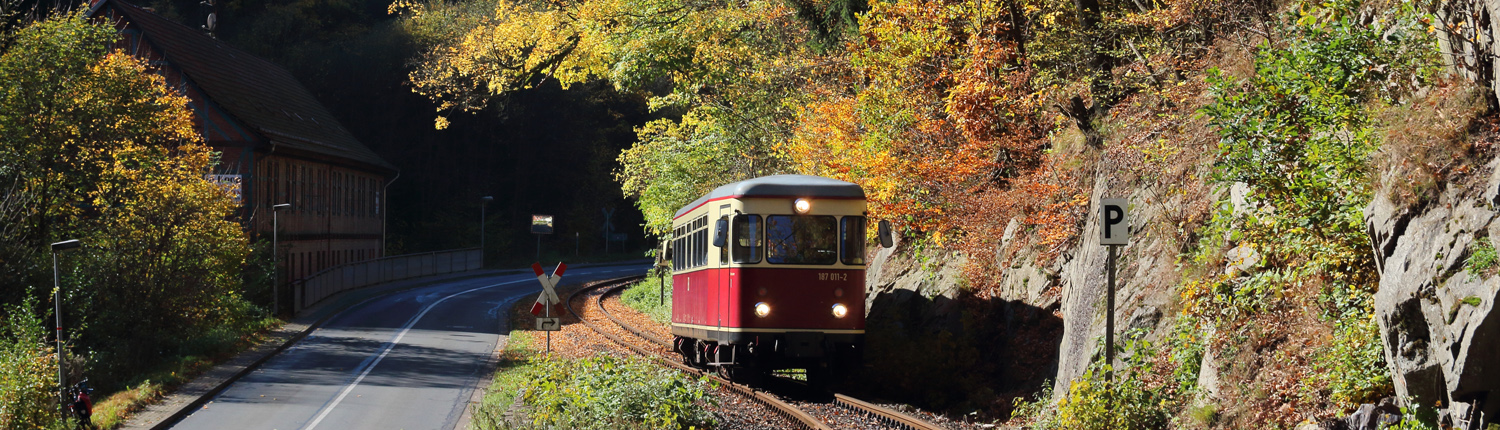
100;5;393;283
253;155;387;281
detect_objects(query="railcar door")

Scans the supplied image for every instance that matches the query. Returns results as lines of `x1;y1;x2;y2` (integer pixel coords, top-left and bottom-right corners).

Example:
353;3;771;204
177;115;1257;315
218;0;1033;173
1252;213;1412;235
715;205;732;330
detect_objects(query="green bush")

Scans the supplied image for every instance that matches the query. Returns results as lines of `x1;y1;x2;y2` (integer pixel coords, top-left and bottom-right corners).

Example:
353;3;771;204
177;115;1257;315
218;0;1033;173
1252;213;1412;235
519;356;716;429
1181;0;1434;418
1026;336;1169;430
1311;315;1392;405
620;275;672;325
0;298;60;429
474;349;717;430
1051;369;1168;430
1008;381;1055;425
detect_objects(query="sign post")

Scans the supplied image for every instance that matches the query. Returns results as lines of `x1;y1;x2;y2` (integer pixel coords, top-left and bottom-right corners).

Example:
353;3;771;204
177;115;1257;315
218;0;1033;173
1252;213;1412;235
531;262;566;355
1099;198;1129;385
602;207;615;256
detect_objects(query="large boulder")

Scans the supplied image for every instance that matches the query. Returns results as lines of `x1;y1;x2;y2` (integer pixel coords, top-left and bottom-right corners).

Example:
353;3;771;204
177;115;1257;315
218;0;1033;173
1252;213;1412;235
1366;157;1500;427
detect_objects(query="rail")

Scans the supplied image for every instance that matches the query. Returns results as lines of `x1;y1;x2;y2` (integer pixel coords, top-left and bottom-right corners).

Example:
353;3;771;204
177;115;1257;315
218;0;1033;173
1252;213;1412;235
293;248;482;313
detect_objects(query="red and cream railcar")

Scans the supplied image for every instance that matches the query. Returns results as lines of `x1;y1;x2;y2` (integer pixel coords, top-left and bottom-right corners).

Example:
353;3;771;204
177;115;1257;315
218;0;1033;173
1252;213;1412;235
667;175;869;379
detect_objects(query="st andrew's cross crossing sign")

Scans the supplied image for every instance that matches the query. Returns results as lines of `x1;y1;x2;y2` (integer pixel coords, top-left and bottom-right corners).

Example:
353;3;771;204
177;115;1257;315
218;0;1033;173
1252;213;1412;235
531;262;566;331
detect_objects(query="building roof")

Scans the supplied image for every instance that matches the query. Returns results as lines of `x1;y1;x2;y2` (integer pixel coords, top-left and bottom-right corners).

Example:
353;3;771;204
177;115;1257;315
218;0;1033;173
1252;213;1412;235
674;175;866;219
89;0;396;172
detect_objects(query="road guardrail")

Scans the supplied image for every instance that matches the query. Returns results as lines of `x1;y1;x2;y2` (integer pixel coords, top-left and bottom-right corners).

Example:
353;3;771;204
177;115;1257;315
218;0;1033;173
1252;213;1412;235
293;248;482;313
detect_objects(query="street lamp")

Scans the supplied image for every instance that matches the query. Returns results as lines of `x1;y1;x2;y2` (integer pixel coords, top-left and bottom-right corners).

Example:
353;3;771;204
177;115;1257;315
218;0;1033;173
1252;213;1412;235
272;203;291;316
480;196;493;255
50;239;80;419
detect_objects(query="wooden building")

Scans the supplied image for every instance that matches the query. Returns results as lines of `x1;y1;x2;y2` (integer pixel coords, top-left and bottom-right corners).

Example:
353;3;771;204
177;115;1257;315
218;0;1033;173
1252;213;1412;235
87;0;399;284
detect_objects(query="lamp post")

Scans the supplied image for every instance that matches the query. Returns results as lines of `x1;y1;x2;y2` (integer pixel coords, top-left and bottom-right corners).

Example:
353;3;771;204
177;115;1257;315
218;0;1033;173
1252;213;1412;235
50;239;80;419
480;196;493;257
272;203;290;316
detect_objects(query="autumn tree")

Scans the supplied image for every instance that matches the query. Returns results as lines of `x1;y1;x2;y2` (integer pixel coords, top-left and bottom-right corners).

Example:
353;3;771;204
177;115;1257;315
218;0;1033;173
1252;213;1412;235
0;13;256;391
396;0;862;234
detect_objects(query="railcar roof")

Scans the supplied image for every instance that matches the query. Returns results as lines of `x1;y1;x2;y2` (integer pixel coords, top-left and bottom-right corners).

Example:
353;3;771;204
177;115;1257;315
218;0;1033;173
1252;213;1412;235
673;175;864;219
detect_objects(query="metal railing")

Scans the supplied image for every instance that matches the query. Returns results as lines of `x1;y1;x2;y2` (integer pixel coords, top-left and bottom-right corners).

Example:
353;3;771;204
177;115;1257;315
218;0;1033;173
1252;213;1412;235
293;248;482;313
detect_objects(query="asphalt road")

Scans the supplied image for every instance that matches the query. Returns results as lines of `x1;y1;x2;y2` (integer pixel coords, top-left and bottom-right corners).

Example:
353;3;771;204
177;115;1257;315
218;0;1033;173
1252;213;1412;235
170;262;651;430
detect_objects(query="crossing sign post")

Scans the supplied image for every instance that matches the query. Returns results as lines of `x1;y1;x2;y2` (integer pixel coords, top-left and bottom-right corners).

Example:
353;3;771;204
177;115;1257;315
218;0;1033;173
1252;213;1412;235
531;262;566;355
1099;198;1128;386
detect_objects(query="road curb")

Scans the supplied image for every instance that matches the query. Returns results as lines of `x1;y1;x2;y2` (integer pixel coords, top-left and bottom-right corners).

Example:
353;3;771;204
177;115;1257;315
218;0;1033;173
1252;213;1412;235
122;270;508;430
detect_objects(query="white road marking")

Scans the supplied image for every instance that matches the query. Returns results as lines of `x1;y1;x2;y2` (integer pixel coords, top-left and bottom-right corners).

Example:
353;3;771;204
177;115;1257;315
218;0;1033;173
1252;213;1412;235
301;279;529;430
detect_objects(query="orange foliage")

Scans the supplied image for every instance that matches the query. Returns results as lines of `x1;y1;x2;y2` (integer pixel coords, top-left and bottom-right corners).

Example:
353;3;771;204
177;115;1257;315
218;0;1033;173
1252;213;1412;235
788;0;1049;244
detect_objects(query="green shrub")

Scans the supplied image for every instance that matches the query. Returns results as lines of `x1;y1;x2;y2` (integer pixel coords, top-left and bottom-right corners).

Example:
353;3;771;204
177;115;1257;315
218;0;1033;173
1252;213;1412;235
620;275;672;325
0;298;60;429
1008;380;1054;425
1165;315;1205;395
1052;369;1168;430
1028;335;1169;430
518;356;716;429
1311;315;1391;405
474;347;717;430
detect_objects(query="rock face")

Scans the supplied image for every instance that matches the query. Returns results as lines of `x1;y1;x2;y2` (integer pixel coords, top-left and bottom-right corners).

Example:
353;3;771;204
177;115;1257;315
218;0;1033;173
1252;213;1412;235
1049;177;1177;397
1366;158;1500;426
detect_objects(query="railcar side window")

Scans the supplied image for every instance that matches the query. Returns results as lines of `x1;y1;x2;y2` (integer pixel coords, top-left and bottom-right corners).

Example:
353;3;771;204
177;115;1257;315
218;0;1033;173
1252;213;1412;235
695;216;708;267
840;216;866;265
765;215;838;265
674;226;685;271
717;216;729;263
732;214;763;264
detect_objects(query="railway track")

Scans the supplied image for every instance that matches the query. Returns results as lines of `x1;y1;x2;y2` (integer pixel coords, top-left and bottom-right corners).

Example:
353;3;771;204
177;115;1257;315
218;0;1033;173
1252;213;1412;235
565;276;947;430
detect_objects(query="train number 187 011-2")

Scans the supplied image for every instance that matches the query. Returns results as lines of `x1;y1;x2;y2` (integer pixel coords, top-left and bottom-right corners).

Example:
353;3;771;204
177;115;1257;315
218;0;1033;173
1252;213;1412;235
817;272;848;282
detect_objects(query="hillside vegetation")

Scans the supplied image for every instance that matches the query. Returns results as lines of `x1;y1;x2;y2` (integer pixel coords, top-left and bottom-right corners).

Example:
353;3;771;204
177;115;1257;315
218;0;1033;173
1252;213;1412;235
399;0;1500;426
0;12;273;428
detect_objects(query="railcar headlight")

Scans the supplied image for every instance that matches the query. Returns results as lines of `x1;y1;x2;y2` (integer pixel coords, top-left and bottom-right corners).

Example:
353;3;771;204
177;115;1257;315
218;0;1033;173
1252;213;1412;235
755;302;772;318
794;198;812;214
831;303;849;318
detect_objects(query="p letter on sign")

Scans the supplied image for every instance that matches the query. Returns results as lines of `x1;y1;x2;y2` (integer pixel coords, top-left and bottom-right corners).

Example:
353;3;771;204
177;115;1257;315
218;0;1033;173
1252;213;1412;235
1100;199;1129;246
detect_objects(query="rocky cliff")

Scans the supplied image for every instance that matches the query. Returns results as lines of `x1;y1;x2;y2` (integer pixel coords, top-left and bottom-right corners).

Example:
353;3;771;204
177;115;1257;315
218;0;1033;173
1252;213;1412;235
1368;157;1500;426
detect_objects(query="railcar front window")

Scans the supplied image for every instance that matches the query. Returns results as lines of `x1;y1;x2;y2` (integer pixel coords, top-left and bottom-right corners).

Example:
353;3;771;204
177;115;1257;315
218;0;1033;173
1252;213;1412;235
733;214;763;264
766;215;837;265
841;216;866;265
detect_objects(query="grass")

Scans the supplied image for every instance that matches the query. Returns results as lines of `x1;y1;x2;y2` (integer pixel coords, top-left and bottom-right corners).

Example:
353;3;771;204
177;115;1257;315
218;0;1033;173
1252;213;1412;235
470;329;717;430
619;274;672;324
1468;237;1497;278
470;331;544;429
1188;403;1218;427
